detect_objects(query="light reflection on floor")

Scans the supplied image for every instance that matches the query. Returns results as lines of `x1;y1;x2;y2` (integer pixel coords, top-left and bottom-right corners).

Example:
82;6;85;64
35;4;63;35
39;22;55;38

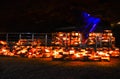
42;58;120;68
0;57;120;68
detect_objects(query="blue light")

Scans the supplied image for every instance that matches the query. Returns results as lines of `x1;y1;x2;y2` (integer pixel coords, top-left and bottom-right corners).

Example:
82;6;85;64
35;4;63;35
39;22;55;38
89;24;97;32
81;11;101;38
93;18;100;24
87;17;95;23
84;22;91;29
82;11;100;25
82;12;90;18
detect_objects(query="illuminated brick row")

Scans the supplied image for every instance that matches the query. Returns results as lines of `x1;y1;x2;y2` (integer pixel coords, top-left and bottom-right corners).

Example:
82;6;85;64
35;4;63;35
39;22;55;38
0;30;119;62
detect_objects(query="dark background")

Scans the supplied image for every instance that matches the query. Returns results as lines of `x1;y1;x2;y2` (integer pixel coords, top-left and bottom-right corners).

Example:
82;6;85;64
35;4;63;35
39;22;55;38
0;0;120;32
0;0;120;46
